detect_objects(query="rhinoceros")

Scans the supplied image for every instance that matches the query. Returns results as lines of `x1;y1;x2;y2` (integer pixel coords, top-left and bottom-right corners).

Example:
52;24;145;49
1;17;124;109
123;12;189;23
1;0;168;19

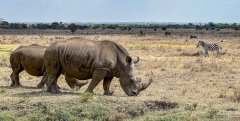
44;39;153;96
10;44;88;89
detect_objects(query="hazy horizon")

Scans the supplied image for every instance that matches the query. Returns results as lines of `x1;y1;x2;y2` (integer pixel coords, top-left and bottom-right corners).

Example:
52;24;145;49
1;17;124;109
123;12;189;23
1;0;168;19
1;0;240;23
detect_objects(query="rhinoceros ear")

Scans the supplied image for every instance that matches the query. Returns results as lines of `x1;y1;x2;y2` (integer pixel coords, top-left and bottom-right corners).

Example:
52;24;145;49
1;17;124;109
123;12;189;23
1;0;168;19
126;55;132;64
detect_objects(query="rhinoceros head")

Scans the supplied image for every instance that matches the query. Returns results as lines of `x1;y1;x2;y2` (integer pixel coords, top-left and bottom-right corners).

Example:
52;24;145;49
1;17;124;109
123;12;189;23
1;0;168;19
119;56;153;96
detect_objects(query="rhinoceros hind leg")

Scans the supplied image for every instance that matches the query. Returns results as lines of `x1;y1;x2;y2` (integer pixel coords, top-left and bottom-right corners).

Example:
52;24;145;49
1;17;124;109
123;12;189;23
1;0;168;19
10;66;23;87
47;83;60;94
37;73;48;88
57;85;61;89
85;69;107;94
51;84;61;94
103;77;113;95
46;74;61;94
37;83;44;88
10;81;15;87
46;86;51;92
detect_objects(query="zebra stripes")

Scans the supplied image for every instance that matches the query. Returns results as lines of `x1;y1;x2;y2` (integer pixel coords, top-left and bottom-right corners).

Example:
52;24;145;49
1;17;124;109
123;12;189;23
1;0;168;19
197;40;222;57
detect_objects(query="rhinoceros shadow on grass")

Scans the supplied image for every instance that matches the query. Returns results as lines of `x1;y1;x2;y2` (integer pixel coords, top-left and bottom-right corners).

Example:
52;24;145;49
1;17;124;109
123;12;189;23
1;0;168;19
0;85;39;90
10;90;80;97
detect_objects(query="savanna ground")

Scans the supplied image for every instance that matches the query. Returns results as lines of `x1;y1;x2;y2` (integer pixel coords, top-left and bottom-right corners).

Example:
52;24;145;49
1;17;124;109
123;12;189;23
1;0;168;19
0;29;240;121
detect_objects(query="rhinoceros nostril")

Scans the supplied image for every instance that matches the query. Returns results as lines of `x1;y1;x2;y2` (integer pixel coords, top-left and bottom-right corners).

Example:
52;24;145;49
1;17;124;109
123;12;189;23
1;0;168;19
132;89;138;96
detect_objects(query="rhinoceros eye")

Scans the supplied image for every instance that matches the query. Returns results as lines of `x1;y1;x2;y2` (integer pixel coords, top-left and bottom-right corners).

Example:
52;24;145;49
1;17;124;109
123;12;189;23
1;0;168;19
129;78;134;83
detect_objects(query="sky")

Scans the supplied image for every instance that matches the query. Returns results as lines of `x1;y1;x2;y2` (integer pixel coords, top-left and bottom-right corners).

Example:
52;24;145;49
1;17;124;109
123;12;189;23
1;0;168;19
0;0;240;23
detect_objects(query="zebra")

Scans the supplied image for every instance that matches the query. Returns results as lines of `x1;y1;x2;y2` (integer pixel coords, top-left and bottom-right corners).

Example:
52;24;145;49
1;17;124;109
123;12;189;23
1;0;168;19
196;40;222;57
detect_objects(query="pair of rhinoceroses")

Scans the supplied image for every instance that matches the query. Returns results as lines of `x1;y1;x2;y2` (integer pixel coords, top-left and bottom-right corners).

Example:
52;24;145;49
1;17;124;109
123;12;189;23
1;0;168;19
10;38;152;96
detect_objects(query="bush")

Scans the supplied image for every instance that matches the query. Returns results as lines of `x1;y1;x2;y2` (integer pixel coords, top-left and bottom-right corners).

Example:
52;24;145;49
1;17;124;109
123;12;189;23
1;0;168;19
0;21;9;29
162;27;167;30
29;113;47;121
36;23;50;29
106;24;119;29
207;108;219;119
83;105;109;121
50;22;59;29
149;112;199;121
0;88;5;94
81;92;93;102
55;110;76;121
184;103;198;111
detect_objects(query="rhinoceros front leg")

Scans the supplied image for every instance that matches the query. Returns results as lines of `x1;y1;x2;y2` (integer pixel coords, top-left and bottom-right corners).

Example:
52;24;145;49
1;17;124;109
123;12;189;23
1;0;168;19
103;77;113;95
85;69;107;94
37;73;47;88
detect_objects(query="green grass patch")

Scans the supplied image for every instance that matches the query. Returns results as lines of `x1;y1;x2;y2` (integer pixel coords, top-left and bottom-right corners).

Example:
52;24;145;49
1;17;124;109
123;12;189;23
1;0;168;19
0;111;16;121
82;104;109;121
81;92;93;102
0;44;19;57
0;88;5;94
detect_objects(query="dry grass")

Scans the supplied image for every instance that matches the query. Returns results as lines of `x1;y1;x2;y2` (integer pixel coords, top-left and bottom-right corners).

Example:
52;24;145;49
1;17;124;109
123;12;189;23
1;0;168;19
0;33;240;120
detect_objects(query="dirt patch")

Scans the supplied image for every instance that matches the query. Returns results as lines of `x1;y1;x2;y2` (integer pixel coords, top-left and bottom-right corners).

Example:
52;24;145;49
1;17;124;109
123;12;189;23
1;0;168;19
145;101;178;111
226;108;237;111
179;51;203;56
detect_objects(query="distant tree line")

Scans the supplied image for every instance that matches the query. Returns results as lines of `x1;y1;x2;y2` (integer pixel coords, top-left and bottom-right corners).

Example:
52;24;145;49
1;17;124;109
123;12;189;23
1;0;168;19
91;22;240;30
0;21;88;30
1;20;240;31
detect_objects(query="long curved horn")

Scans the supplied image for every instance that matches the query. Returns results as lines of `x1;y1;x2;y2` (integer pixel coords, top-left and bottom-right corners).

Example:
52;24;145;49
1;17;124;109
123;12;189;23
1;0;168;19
133;57;140;64
139;78;153;91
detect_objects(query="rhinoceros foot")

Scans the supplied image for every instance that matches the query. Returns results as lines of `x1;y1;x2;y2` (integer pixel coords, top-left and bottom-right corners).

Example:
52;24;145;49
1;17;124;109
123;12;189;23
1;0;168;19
10;83;22;88
37;83;44;88
47;85;61;94
103;91;113;96
10;83;15;87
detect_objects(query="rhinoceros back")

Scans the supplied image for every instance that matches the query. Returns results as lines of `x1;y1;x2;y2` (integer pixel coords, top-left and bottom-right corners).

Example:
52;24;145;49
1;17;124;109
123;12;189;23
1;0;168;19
10;45;47;76
44;39;130;80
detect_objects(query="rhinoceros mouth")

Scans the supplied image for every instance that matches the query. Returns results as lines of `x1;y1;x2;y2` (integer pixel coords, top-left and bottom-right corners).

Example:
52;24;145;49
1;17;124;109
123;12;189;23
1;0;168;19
119;75;153;96
127;89;139;96
125;78;153;96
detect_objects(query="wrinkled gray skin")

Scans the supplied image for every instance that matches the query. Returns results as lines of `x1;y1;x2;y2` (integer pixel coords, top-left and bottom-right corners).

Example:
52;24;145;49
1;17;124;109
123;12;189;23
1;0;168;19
44;39;153;96
10;44;88;89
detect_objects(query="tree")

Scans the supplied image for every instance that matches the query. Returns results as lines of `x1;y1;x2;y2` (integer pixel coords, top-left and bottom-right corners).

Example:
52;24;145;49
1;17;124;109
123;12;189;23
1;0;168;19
20;24;28;29
106;24;119;29
36;23;50;29
67;23;78;34
208;22;215;29
50;22;60;29
58;22;66;29
78;25;89;30
0;21;9;29
196;25;202;30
